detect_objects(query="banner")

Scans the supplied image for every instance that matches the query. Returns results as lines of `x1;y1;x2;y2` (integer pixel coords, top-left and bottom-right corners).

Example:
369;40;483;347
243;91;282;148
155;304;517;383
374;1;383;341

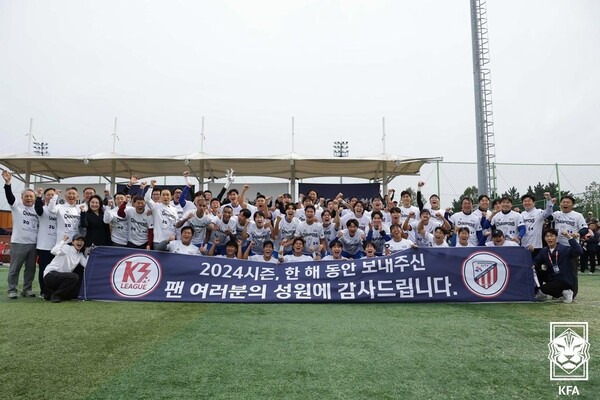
81;246;536;303
298;183;380;203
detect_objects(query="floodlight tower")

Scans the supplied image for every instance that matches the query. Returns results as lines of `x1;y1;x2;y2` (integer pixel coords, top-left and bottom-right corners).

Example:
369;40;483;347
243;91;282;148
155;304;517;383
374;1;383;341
470;0;497;197
333;140;349;184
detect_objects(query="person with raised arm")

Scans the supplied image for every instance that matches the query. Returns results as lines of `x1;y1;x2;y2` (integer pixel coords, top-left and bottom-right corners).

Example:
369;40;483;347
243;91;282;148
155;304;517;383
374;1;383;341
34;187;58;298
43;233;89;303
47;186;81;246
118;189;153;249
80;194;111;248
243;240;279;264
144;180;178;250
3;170;39;299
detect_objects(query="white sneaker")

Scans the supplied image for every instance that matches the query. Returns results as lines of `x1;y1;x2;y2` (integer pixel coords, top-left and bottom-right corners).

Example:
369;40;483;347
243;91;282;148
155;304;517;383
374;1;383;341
562;289;573;303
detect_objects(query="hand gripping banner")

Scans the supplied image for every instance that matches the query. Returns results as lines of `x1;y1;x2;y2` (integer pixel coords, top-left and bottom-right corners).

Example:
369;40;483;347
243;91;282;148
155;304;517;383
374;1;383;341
81;246;536;303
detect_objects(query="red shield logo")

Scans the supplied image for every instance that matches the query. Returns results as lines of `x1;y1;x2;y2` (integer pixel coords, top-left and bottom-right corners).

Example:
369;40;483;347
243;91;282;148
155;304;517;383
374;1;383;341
473;261;498;289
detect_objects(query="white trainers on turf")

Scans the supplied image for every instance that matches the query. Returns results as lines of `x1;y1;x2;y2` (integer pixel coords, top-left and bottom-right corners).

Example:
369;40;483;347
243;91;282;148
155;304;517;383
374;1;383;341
562;289;573;303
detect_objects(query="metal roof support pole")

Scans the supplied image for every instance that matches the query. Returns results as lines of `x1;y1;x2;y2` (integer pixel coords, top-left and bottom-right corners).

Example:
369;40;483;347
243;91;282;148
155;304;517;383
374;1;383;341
290;160;296;201
110;159;116;195
382;161;388;196
25;160;31;187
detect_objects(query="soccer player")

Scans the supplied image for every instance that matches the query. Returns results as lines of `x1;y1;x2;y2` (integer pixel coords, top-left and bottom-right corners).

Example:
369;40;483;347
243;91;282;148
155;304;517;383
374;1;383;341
533;229;581;303
118;194;153;249
455;227;473;247
34;187;58;298
336;219;366;259
244;240;279;264
208;238;241;259
365;210;391;256
339;201;370;232
145;180;179;250
294;205;326;256
161;227;202;255
321;240;346;261
549;195;588;298
273;203;301;255
520;192;554;254
210;205;237;255
403;209;450;244
243;211;274;255
385;224;415;255
43;233;89;303
485;230;520;247
488;197;526;244
103;192;130;246
450;197;483;247
398;190;420;224
279;237;318;262
176;197;213;248
362;241;378;258
320;209;338;253
3;170;39;299
48;186;81;245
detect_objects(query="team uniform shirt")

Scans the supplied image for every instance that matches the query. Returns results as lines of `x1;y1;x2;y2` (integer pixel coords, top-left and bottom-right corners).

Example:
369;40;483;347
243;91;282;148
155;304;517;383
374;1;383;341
407;220;441;243
212;217;237;245
322;223;338;251
455;242;474;248
37;205;58;250
234;219;251;246
491;211;525;241
413;231;435;247
340;212;370;232
399;205;420;224
48;195;81;245
365;226;390;254
427;209;448;226
44;240;88;276
123;208;153;247
294;221;325;255
521;207;551;249
275;217;300;253
485;240;519;247
295;208;323;222
338;229;365;255
385;238;415;253
167;240;201;255
144;190;178;243
552;210;587;246
473;208;492;241
283;254;313;263
8;195;39;244
103;207;130;246
246;223;272;255
182;210;212;245
450;212;482;247
431;236;449;248
248;254;279;264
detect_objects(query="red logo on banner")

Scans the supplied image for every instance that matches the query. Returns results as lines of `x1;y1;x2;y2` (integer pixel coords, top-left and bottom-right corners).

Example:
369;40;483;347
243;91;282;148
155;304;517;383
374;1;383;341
111;254;162;298
462;252;509;298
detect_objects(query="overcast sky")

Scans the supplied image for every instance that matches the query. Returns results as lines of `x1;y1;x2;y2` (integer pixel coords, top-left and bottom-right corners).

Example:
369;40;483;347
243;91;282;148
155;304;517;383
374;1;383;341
1;0;599;164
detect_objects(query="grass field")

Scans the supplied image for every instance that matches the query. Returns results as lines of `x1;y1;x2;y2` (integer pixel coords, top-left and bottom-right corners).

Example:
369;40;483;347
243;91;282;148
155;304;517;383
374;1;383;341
0;267;598;400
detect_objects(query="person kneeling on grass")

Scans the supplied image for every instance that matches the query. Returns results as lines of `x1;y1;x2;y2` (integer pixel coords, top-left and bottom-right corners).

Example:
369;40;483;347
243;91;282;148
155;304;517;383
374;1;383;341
43;233;89;303
533;228;582;303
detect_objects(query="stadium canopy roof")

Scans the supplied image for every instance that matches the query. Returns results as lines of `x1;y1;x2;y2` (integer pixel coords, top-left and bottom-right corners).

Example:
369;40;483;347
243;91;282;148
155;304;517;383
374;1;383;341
0;152;441;196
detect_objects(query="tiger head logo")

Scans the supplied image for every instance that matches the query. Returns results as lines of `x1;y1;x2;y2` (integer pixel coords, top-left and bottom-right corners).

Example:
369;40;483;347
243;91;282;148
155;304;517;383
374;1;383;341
548;328;590;374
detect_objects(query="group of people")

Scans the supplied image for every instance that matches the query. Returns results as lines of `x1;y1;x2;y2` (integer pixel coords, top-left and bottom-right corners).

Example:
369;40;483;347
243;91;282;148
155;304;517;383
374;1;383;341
3;168;594;304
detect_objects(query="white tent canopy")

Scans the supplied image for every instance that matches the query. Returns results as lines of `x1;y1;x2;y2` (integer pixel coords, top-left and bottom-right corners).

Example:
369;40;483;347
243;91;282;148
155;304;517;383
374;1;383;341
0;152;440;197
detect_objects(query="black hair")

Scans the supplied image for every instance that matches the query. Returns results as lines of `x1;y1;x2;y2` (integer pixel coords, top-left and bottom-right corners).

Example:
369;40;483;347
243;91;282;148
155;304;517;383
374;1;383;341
521;193;536;202
371;210;383;220
346;218;359;228
239;209;251;219
305;205;316;212
263;240;274;248
545;228;558;237
253;211;265;220
457;227;470;235
43;187;56;195
400;190;412;198
478;194;490;202
181;226;194;235
227;188;239;196
500;196;513;204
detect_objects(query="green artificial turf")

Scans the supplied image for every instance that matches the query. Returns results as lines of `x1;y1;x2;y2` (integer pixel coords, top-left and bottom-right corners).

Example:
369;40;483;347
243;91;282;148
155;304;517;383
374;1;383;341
0;267;598;400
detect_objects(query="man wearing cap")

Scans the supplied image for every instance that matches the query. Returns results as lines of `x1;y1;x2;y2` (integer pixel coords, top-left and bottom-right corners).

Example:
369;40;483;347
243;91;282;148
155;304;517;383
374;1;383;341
43;233;89;303
485;230;520;247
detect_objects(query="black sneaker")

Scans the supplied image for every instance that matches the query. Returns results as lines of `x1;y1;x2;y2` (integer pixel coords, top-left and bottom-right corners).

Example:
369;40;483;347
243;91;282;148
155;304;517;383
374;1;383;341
50;294;61;303
21;290;36;298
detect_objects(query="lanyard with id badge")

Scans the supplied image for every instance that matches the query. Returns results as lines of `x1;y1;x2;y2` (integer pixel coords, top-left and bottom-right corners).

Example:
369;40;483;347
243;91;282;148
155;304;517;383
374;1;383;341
548;249;559;273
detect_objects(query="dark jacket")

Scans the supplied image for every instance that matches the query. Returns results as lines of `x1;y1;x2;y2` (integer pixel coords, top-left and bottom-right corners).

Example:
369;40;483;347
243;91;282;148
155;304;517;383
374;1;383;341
534;238;582;287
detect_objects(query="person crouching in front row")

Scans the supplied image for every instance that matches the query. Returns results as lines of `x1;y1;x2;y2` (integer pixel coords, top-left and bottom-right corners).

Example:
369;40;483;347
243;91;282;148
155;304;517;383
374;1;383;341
43;233;89;303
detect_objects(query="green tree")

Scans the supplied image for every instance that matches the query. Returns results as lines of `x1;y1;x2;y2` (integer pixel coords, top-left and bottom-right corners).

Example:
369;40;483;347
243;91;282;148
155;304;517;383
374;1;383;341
501;186;521;203
451;186;479;212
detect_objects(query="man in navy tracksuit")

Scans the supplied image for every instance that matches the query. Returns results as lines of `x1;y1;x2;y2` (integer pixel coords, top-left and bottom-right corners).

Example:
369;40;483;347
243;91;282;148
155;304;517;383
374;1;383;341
533;228;582;303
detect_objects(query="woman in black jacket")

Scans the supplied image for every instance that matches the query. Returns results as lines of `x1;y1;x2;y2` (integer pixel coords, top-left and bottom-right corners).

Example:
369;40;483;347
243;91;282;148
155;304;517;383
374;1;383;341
80;194;111;248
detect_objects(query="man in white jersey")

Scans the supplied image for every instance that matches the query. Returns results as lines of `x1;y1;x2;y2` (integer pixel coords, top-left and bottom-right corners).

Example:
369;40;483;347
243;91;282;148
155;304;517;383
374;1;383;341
398;190;420;224
488;197;526;244
520;192;554;253
118;195;153;249
176;197;213;248
403;209;450;243
48;186;81;245
145;180;179;250
385;224;416;254
243;211;274;255
450;197;483;247
339;201;370;232
455;227;474;247
294;205;326;256
550;195;588;299
273;203;300;255
416;225;449;248
211;205;237;255
243;240;279;264
3;170;39;298
161;227;202;255
34;187;58;297
103;192;130;246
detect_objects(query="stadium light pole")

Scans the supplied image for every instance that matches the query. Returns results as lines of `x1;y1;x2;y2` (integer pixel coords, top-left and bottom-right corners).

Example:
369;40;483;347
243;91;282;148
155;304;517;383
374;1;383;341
333;141;349;184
